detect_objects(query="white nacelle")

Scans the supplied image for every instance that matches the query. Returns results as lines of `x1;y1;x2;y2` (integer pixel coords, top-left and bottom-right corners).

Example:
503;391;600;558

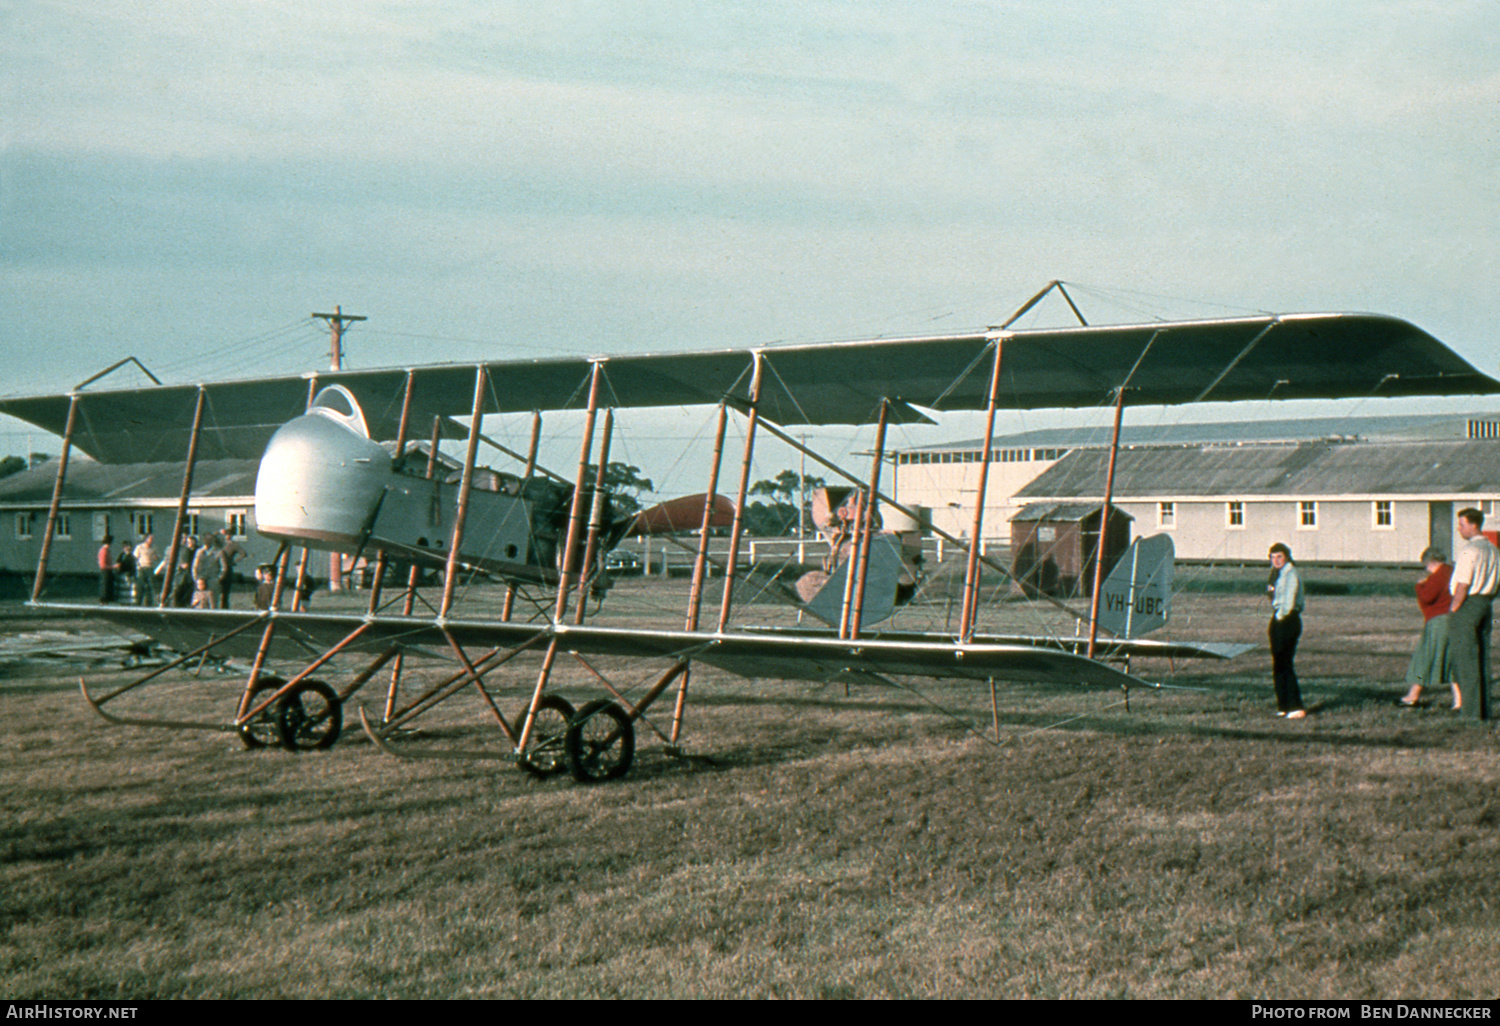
254;385;392;551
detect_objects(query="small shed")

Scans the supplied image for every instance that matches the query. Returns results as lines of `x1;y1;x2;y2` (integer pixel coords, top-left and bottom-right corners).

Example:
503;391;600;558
1009;502;1133;598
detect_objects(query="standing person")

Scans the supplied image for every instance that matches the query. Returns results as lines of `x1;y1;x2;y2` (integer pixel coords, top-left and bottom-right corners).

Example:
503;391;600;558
1267;542;1306;720
1448;508;1499;720
1399;547;1456;708
97;534;115;603
215;528;243;609
132;534;158;606
190;577;215;609
170;535;199;608
253;564;276;611
115;541;136;604
191;534;218;602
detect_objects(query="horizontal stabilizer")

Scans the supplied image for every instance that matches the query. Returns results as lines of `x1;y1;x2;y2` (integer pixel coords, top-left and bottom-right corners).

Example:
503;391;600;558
742;625;1253;662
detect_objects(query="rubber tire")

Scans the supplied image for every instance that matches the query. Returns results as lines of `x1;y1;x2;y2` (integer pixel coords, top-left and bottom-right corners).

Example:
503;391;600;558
518;695;576;778
238;676;286;750
276;679;342;751
564;699;635;783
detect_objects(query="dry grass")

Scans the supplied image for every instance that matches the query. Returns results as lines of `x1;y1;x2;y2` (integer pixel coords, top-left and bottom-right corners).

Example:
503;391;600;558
4;573;1500;999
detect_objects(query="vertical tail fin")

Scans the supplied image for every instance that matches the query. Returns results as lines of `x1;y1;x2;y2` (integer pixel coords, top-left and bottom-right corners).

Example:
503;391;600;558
801;535;905;629
1096;534;1174;639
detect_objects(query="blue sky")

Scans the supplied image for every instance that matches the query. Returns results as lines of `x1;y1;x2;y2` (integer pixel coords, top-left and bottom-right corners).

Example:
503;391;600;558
3;1;1498;483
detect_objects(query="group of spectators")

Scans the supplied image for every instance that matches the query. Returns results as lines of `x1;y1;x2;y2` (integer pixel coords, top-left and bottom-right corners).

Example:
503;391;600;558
1267;507;1499;723
1397;506;1499;720
96;529;243;609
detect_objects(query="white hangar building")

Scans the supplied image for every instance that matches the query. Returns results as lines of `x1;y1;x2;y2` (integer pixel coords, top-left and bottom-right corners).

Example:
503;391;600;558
0;441;465;587
0;455;272;584
892;412;1500;564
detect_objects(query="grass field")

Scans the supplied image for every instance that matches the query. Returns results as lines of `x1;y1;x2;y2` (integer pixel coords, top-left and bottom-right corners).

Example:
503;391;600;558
4;571;1500;999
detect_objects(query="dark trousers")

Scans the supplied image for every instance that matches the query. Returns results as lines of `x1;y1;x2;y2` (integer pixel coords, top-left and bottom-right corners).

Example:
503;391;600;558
1269;612;1303;712
1450;594;1493;720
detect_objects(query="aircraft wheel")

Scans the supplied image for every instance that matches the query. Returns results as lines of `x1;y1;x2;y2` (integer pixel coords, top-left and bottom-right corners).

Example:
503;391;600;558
517;695;576;778
238;676;286;750
564;699;634;784
276;680;342;751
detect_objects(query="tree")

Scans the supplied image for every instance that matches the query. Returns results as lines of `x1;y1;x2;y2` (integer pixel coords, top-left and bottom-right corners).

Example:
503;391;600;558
588;462;654;516
0;455;27;480
750;469;825;506
745;470;825;536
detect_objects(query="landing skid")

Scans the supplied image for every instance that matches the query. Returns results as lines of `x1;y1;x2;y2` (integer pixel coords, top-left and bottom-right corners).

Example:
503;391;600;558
79;676;228;733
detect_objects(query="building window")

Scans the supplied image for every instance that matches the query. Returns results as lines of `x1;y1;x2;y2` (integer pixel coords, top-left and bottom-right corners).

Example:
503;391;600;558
1227;501;1245;529
228;512;248;538
55;513;71;540
1373;501;1394;529
131;511;154;537
1299;501;1318;529
1158;502;1176;529
15;512;34;540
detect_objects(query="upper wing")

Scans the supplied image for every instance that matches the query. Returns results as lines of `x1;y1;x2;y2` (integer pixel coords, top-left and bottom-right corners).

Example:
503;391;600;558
2;312;1494;464
71;605;1146;690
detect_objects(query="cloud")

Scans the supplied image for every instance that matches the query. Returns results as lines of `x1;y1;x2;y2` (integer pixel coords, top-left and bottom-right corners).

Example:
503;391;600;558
3;0;1498;398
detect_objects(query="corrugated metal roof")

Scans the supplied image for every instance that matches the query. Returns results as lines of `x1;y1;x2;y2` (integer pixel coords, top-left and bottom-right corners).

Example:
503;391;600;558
0;456;260;507
0;439;469;509
1013;502;1134;523
904;410;1500;453
1017;439;1500;499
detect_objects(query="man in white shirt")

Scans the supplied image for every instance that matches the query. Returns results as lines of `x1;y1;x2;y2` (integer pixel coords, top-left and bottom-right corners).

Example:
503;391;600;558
1449;508;1499;720
132;534;158;607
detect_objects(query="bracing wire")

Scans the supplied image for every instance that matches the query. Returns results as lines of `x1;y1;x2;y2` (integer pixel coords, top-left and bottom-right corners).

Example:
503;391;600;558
150;319;323;382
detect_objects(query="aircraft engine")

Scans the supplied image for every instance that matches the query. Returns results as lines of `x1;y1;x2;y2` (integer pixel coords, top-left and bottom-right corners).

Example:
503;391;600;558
254;385;392;552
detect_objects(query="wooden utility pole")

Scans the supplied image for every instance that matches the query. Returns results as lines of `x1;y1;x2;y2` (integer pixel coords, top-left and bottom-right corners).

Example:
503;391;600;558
312;306;366;371
312;306;366;591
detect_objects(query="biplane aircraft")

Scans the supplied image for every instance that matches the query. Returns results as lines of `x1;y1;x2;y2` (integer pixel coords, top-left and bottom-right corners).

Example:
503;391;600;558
5;284;1498;781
